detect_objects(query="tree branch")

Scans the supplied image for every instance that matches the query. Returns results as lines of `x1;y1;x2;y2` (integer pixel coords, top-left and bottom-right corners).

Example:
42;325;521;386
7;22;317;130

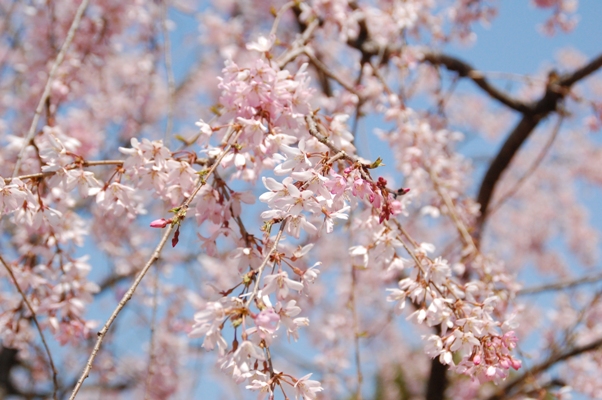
69;129;243;399
426;357;448;400
474;52;602;241
0;253;58;399
12;0;90;177
421;52;531;113
487;114;563;217
518;270;602;295
487;336;602;400
3;160;124;184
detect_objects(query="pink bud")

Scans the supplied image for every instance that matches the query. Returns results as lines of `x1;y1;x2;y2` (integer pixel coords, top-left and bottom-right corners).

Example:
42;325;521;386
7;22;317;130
150;218;171;228
473;354;481;365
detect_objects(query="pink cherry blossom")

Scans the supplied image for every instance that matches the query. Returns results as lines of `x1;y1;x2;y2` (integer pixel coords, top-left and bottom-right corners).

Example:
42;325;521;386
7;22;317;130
2;1;602;399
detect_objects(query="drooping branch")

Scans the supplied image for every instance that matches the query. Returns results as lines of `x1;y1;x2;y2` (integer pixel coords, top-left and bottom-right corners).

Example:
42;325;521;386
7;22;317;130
486;336;602;400
12;0;90;178
69;129;243;399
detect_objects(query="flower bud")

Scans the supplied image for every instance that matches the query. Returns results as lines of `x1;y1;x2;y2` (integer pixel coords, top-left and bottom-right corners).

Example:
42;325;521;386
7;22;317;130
150;218;171;228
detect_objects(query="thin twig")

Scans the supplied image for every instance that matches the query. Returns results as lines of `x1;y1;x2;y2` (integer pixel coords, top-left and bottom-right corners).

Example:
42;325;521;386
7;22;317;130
421;52;530;113
3;160;124;183
367;60;394;96
269;1;296;38
305;115;358;164
143;265;160;400
276;18;319;69
487;336;602;400
69;224;174;400
325;151;346;165
161;0;175;143
518;271;602;295
0;254;58;400
428;169;476;254
245;219;288;308
302;48;362;98
350;266;363;400
69;130;242;399
488;114;563;216
12;0;90;177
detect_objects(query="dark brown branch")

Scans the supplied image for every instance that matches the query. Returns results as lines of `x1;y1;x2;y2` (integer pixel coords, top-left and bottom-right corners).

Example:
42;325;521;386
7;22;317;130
426;358;448;400
0;345;52;399
474;52;602;241
559;53;602;86
487;336;602;400
334;16;602;400
422;52;531;113
0;347;21;397
292;5;332;97
0;253;58;399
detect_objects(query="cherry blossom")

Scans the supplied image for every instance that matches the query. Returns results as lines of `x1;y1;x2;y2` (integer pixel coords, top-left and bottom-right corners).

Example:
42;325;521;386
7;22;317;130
0;1;601;399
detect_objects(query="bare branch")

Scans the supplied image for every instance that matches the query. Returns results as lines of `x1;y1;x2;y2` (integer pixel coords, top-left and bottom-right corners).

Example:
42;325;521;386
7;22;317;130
161;0;176;142
559;53;602;87
421;52;531;113
302;47;363;99
428;169;476;254
143;266;160;400
3;160;125;184
487;113;563;217
518;271;602;295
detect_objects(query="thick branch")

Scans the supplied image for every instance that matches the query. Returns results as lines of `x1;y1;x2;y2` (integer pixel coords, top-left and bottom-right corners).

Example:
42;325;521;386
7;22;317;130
426;358;448;400
422;52;531;113
487;337;602;400
474;52;602;241
474;114;540;239
559;53;602;86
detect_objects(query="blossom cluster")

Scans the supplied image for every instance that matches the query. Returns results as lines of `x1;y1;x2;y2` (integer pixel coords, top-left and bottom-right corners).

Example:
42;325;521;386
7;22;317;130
4;0;601;399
